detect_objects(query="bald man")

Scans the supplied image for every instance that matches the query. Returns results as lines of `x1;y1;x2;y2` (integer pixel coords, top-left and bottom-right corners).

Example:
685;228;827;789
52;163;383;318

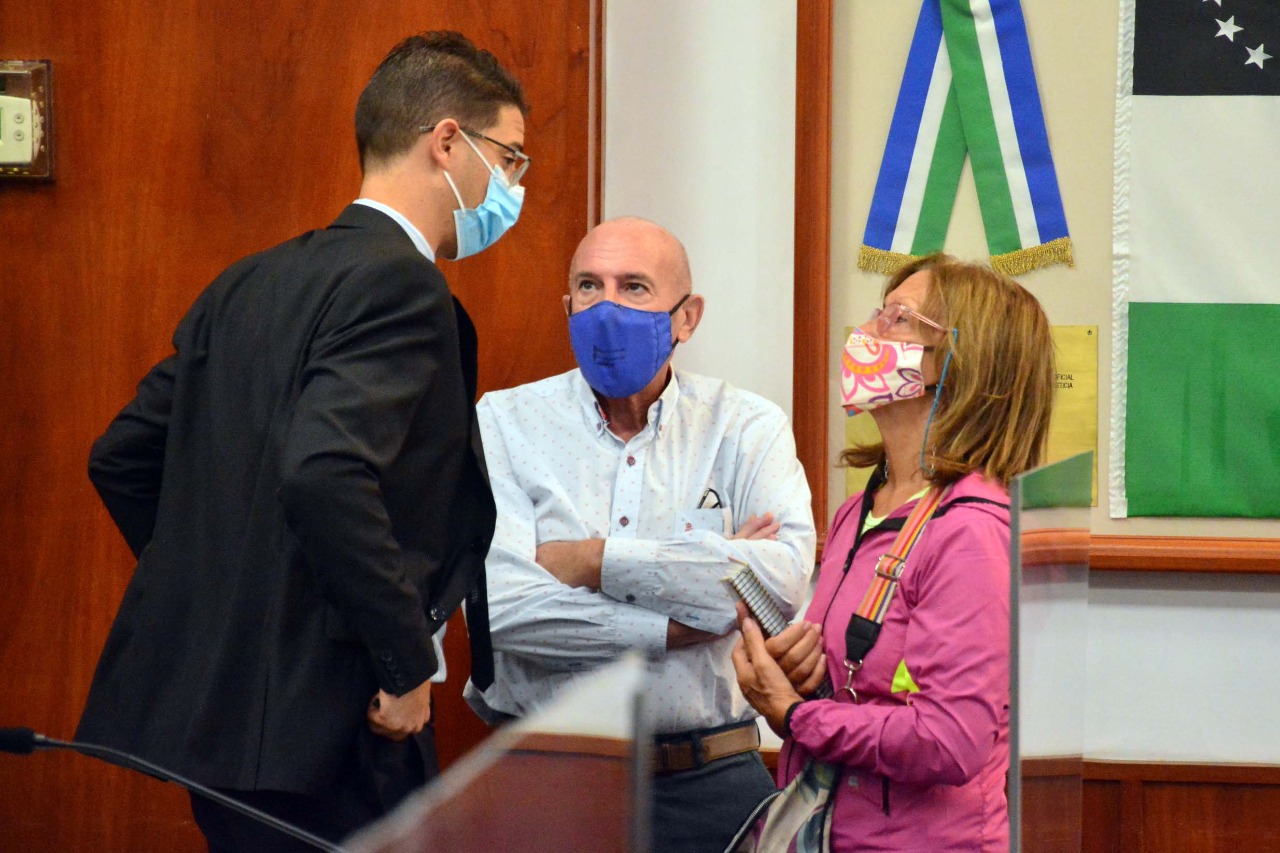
464;218;816;852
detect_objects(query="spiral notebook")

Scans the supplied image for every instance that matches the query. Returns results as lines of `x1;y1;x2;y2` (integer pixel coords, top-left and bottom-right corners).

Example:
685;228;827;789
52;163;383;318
724;559;833;699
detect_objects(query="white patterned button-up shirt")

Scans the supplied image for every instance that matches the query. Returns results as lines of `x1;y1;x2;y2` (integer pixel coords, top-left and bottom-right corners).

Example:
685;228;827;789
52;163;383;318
464;368;816;734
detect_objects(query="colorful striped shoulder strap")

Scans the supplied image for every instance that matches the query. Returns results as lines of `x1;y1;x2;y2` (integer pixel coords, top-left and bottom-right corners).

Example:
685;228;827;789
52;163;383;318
842;486;948;677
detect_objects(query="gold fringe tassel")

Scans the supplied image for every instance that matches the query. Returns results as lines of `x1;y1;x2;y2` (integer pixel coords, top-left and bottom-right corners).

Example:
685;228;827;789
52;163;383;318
860;238;1074;278
857;245;921;276
990;237;1074;276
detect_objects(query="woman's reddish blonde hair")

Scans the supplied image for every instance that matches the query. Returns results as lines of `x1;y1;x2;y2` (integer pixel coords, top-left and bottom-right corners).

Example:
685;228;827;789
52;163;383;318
840;254;1056;488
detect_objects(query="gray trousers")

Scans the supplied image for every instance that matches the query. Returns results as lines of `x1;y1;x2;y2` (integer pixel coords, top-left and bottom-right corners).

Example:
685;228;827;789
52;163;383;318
651;750;777;853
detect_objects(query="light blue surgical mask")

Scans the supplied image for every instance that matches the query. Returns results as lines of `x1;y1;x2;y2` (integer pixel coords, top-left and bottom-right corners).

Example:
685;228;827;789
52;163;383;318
443;133;525;260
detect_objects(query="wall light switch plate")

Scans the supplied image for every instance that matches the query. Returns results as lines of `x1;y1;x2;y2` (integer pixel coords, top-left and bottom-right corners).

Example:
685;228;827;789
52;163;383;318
0;60;53;181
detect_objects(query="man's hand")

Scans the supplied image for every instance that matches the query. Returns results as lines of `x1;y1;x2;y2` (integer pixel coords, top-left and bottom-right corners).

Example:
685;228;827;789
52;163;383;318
666;619;723;650
731;513;780;541
731;615;804;738
367;680;431;741
536;539;606;589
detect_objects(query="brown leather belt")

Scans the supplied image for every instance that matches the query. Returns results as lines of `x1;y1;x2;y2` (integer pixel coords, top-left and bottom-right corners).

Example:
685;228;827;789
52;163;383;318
653;720;760;775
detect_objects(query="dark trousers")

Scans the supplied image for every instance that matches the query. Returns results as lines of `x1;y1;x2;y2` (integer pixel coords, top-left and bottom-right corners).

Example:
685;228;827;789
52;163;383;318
651;751;777;853
191;723;437;852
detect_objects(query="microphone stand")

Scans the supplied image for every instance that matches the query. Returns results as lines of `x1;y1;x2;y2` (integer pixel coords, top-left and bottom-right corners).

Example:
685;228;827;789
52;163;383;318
2;728;344;852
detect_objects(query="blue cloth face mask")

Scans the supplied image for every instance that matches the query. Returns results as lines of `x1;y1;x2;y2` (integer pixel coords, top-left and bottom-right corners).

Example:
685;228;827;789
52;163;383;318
443;133;525;260
568;295;690;399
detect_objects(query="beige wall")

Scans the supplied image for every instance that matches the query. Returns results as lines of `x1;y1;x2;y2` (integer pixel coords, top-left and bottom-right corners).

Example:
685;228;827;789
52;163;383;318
830;0;1279;539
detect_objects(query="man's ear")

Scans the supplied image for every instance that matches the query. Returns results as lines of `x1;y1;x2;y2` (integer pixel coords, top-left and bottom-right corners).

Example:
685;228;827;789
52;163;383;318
674;294;705;343
562;293;572;317
424;119;463;169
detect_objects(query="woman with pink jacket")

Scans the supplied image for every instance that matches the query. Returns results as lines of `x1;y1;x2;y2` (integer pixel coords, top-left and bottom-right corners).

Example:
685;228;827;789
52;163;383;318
732;254;1056;851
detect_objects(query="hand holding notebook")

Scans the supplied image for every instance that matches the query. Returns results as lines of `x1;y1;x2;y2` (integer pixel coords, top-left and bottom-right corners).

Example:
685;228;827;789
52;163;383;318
725;559;832;699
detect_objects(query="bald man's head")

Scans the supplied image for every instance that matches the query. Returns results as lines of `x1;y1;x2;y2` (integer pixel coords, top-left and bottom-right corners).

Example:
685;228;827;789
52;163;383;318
562;217;706;388
568;217;693;301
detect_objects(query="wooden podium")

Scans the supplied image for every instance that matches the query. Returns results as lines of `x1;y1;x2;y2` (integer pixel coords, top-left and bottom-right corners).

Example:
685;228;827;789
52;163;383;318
345;655;652;853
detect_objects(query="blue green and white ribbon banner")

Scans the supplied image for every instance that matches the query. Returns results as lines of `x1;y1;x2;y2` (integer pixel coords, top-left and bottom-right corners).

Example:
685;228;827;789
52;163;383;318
861;0;1072;276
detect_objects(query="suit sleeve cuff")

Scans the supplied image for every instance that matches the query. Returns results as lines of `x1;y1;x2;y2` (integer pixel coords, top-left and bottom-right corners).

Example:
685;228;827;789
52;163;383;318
369;634;438;696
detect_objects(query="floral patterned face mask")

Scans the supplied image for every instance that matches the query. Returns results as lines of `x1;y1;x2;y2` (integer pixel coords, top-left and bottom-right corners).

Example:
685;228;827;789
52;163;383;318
840;331;935;414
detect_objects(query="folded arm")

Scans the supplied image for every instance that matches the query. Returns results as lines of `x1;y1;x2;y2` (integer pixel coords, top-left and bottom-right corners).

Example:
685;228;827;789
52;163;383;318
479;402;672;670
598;416;817;633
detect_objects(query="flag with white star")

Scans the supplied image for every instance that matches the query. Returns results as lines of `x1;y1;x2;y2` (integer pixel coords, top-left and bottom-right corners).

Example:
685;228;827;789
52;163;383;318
1134;0;1279;94
1112;0;1280;517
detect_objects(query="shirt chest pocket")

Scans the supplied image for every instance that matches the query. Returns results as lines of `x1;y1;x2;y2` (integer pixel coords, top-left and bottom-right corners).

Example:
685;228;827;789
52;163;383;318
674;507;731;537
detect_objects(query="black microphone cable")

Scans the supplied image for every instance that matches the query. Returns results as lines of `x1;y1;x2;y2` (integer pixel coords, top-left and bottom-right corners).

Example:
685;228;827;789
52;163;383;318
0;727;344;852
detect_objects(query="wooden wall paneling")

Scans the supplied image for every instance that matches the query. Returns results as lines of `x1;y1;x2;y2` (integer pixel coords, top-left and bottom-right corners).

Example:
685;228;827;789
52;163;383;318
1082;780;1123;853
1120;780;1146;853
1022;777;1084;852
1083;763;1280;852
0;2;599;850
1020;765;1083;852
1140;782;1280;852
1090;535;1280;574
794;0;833;533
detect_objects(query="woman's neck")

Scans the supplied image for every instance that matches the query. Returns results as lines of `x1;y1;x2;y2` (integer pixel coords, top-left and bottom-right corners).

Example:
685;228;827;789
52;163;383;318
870;398;933;516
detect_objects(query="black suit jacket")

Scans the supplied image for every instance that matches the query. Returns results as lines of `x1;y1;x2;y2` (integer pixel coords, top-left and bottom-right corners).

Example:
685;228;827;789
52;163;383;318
78;204;496;795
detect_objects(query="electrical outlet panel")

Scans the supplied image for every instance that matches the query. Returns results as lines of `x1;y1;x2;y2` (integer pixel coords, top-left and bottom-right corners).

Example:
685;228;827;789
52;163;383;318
0;60;53;181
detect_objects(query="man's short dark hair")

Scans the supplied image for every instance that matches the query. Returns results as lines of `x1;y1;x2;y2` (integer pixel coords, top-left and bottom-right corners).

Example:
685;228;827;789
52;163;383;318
355;31;529;173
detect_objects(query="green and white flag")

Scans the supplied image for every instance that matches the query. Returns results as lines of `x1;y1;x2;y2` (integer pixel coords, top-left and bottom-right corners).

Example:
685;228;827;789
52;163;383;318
1112;0;1280;517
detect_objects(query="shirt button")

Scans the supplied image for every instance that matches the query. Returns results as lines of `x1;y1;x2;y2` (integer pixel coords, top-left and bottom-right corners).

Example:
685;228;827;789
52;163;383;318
429;606;445;621
619;516;630;527
626;456;636;466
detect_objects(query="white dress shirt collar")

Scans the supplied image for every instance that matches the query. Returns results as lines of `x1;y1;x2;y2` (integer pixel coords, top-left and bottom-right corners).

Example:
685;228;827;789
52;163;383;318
353;198;436;262
572;366;681;440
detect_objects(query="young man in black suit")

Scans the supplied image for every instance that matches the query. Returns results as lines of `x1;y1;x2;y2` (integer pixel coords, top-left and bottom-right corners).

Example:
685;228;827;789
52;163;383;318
78;31;529;850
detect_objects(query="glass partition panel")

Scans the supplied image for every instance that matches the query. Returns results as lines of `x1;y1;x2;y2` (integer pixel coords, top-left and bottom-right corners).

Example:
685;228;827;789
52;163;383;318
347;653;652;853
1010;452;1092;853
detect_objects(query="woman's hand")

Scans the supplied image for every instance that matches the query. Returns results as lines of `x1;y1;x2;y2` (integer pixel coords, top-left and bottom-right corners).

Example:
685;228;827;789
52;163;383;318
732;601;827;696
764;616;828;697
732;613;805;738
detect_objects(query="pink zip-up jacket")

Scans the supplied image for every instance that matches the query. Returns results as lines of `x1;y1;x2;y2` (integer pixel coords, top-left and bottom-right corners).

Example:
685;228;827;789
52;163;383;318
778;471;1011;852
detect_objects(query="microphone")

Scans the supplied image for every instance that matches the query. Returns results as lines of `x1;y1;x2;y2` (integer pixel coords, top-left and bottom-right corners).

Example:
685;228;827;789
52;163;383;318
0;727;345;852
